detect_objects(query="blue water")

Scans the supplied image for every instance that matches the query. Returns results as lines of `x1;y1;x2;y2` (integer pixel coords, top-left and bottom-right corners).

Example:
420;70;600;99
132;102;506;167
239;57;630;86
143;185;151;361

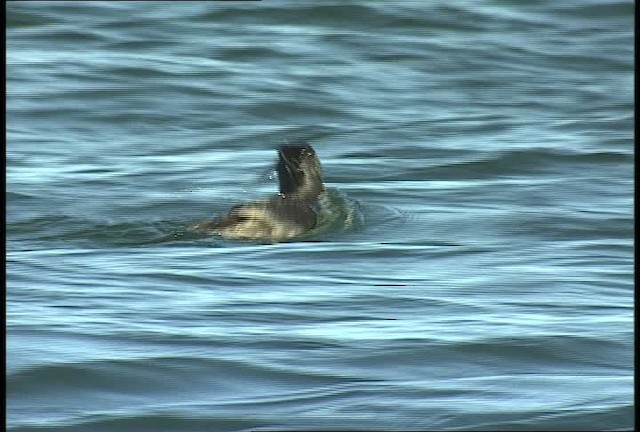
6;1;634;431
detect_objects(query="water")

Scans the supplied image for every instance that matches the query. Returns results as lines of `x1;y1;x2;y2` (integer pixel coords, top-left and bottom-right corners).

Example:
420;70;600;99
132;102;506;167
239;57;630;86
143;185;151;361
6;1;634;431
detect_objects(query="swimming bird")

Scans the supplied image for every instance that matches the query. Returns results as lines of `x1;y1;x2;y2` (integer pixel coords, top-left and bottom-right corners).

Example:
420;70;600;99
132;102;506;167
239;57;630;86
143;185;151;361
188;144;325;242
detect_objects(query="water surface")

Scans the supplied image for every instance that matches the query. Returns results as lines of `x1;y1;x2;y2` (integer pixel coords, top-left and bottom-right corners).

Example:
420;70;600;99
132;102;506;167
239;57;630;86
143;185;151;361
7;1;634;431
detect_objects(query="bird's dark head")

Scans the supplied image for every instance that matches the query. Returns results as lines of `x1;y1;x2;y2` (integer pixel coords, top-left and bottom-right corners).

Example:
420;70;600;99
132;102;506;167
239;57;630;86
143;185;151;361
277;144;325;199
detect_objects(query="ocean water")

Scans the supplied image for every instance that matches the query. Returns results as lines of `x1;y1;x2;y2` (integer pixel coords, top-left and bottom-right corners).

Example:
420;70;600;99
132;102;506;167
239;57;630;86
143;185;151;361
6;1;634;431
